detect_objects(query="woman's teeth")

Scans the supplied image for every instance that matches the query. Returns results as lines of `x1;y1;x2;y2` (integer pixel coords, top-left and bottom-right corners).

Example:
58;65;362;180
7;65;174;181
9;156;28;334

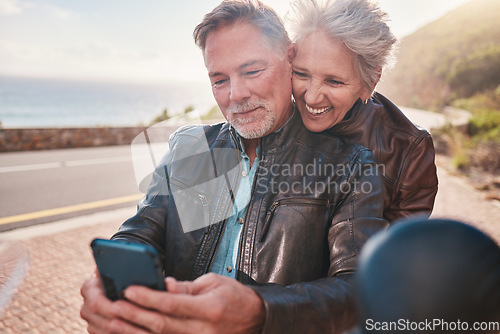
306;105;332;115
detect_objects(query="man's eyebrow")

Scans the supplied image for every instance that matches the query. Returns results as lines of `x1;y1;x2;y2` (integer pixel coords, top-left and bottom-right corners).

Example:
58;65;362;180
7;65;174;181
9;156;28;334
237;60;265;70
209;72;223;79
209;60;267;78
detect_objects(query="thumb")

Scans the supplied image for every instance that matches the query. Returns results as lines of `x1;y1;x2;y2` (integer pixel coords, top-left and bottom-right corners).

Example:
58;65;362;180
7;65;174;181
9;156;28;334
166;277;196;295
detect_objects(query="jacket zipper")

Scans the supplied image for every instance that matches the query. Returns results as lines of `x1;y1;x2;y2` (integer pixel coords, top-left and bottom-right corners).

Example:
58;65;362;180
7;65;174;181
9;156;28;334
206;218;228;272
206;128;241;273
235;131;262;281
259;197;329;242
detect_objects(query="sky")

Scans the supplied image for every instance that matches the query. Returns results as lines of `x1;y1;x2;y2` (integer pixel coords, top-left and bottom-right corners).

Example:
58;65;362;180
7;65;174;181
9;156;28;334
0;0;473;85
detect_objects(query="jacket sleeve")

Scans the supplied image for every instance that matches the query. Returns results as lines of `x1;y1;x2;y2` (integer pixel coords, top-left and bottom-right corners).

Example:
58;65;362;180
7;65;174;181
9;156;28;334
251;149;388;334
109;129;182;262
385;133;438;222
110;161;170;264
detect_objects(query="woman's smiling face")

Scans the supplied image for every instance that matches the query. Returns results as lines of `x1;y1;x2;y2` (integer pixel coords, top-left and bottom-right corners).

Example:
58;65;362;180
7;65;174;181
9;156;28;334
292;29;370;132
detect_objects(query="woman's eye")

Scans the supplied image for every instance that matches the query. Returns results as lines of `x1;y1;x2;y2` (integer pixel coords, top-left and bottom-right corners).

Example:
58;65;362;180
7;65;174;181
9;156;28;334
292;71;308;78
327;79;344;86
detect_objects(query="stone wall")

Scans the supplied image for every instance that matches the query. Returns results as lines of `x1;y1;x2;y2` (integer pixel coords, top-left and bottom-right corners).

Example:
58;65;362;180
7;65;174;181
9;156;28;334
0;127;149;152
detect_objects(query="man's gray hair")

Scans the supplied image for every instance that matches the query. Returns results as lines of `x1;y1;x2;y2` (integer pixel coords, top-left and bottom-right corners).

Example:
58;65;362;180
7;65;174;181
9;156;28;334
288;0;398;91
194;0;291;59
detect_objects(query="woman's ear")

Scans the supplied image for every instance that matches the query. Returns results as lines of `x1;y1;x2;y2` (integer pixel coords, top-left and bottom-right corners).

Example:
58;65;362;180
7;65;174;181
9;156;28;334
287;43;297;63
363;68;382;99
372;68;382;91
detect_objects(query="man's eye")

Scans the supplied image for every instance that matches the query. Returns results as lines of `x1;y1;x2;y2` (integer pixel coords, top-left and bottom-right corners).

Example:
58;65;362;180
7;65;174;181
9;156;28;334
246;69;262;76
213;79;227;86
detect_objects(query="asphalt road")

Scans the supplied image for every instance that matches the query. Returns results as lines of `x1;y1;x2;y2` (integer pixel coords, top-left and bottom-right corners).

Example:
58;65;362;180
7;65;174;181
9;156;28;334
0;107;464;232
0;145;145;232
399;106;470;132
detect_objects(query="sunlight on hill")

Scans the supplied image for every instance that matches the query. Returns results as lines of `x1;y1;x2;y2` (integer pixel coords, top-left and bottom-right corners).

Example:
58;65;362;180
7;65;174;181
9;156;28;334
378;0;500;110
378;0;500;178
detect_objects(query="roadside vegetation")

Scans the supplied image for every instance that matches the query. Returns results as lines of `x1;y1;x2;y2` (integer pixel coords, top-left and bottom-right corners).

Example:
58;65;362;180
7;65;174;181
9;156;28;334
378;0;500;183
150;104;224;126
433;88;500;174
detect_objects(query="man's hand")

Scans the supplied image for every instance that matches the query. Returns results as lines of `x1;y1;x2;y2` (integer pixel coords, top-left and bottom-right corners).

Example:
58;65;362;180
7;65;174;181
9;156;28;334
80;272;266;334
80;270;151;334
118;273;266;334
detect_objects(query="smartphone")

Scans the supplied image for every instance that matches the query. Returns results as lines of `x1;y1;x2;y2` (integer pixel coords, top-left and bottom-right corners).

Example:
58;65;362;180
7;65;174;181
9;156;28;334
90;238;166;301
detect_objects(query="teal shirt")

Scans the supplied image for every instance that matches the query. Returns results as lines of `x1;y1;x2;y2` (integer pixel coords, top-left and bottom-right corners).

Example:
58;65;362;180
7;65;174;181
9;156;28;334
210;144;258;278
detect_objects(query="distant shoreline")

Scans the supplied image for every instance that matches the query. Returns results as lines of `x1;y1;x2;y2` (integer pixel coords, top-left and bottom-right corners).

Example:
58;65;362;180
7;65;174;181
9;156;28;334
0;76;217;130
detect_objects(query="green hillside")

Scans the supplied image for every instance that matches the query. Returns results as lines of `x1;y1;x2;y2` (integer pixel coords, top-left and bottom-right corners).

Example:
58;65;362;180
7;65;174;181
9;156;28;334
377;0;500;175
378;0;500;110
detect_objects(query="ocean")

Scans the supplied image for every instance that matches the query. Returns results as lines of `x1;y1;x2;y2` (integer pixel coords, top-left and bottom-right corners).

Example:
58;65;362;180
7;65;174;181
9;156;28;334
0;76;217;128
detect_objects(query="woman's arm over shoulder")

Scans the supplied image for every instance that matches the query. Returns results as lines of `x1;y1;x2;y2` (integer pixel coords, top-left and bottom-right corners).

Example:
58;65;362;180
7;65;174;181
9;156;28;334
329;148;389;275
251;148;388;334
386;132;438;222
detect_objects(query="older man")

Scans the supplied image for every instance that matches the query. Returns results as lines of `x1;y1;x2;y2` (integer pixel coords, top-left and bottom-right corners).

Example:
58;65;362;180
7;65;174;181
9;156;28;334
80;1;387;333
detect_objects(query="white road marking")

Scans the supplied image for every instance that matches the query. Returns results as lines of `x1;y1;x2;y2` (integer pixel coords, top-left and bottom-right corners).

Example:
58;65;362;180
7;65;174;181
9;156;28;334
0;156;132;173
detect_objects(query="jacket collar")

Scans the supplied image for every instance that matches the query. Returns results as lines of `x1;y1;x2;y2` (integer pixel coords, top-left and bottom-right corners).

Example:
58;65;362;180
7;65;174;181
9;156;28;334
330;98;372;134
260;107;302;152
225;105;301;154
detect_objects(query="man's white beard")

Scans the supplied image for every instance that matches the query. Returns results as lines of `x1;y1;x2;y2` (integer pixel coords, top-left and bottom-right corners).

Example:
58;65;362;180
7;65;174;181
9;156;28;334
227;100;275;139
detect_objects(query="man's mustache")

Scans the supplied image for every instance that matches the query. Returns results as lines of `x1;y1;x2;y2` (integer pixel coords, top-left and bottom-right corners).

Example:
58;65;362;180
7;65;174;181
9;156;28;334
227;100;270;114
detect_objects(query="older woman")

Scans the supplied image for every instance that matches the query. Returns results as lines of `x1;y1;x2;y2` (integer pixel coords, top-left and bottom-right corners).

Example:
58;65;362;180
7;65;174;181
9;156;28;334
289;0;438;222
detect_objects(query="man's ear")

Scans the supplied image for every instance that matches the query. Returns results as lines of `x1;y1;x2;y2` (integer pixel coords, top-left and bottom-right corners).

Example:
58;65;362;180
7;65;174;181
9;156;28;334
287;43;297;63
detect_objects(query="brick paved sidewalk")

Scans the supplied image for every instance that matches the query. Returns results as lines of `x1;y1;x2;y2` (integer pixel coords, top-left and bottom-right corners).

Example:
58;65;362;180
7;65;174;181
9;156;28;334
0;209;131;333
0;157;499;333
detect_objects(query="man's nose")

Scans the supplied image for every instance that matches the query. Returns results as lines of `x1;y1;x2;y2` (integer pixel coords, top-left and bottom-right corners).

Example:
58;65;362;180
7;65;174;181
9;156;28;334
304;82;324;106
229;78;251;102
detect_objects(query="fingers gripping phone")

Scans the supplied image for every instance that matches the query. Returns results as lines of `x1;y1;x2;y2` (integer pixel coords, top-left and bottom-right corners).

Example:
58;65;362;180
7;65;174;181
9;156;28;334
91;238;166;301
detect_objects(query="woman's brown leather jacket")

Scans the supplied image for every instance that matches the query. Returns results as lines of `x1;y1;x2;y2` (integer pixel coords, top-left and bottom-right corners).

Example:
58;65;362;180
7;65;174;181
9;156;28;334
330;92;438;222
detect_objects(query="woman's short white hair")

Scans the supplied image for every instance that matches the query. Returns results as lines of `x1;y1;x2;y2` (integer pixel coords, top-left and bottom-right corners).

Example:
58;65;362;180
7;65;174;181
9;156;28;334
288;0;398;92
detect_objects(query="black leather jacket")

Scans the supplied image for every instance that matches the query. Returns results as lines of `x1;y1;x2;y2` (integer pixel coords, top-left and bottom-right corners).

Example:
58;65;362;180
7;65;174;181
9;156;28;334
112;111;388;333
